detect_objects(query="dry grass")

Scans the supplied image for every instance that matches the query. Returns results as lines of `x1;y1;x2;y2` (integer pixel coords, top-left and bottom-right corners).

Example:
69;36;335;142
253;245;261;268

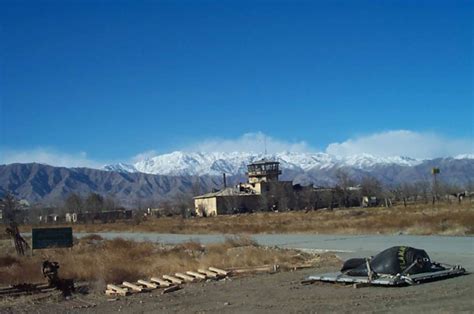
22;201;474;236
0;235;337;287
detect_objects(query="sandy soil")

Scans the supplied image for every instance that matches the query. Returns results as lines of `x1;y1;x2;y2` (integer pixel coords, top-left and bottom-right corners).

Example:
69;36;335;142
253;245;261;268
1;266;472;314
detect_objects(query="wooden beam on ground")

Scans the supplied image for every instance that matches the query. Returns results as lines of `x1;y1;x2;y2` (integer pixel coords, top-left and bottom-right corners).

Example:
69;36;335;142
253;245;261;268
151;277;171;287
231;265;277;274
198;269;218;278
186;271;206;280
105;289;127;297
209;267;229;276
290;264;313;270
162;275;183;284
162;285;182;294
0;287;57;297
353;282;371;289
137;280;158;289
175;273;195;282
106;284;128;296
301;279;317;285
122;282;143;292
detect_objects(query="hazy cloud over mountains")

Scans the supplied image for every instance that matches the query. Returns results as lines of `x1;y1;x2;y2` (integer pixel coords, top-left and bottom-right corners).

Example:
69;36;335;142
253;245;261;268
189;132;312;154
326;130;472;159
1;130;472;168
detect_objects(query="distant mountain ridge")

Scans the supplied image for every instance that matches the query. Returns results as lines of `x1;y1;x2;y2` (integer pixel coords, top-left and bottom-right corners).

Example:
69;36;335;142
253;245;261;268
1;153;473;207
0;163;223;207
104;151;473;176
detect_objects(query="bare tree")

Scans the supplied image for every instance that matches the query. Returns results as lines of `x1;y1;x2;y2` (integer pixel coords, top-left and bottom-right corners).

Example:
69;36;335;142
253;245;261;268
191;176;202;196
1;192;29;255
1;192;18;224
65;193;83;213
299;187;317;212
414;181;430;204
103;195;117;211
85;193;104;212
335;169;357;208
360;176;383;199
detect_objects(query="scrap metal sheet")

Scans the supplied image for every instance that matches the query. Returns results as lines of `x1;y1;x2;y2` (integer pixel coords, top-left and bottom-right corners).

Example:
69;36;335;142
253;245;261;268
307;268;466;286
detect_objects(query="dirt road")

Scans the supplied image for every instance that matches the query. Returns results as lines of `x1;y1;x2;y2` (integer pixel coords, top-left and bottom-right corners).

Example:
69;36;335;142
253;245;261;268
1;266;471;313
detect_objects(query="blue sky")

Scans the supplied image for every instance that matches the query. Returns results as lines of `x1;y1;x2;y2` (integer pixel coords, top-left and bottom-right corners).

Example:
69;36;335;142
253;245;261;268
1;0;472;167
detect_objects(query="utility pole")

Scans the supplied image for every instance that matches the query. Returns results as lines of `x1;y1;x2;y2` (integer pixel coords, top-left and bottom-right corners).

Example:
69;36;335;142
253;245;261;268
432;167;440;205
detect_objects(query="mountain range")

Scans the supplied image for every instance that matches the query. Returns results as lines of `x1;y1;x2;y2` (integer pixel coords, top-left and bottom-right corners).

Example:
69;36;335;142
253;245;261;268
104;151;443;176
1;151;473;207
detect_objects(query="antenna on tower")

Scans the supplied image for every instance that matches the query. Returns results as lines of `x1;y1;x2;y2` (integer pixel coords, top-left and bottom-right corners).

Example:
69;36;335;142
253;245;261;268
264;135;267;156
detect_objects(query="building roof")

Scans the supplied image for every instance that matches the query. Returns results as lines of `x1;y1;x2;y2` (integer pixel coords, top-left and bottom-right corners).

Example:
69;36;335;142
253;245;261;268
193;187;256;199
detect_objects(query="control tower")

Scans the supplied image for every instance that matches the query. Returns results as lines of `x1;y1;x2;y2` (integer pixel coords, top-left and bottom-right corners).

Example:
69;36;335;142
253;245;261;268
246;160;281;183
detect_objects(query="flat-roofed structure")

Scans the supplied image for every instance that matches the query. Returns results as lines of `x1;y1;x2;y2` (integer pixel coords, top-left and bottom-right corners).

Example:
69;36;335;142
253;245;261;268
194;160;296;216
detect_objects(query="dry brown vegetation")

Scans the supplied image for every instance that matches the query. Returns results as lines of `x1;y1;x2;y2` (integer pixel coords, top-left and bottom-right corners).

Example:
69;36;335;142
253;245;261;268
0;235;337;286
23;202;474;236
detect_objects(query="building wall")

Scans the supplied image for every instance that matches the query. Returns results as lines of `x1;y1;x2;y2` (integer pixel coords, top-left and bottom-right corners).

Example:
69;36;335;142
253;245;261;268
194;197;218;217
216;195;260;214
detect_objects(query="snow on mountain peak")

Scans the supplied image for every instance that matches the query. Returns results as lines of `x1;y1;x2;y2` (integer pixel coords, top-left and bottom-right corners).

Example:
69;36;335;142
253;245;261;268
454;154;474;160
104;151;426;176
103;162;138;173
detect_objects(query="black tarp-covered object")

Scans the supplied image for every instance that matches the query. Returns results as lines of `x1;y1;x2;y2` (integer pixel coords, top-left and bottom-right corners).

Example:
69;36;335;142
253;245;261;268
341;246;443;276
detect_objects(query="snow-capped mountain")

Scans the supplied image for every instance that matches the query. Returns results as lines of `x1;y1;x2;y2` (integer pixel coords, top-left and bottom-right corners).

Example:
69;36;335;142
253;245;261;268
104;151;426;176
103;162;139;173
2;154;473;206
454;154;474;160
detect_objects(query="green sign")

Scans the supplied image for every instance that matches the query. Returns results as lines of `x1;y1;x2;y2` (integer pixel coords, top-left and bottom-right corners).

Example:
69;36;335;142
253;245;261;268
32;227;73;250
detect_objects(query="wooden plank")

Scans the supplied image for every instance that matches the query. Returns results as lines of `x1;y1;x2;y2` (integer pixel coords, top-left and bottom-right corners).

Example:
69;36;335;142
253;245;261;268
107;284;128;294
0;287;57;297
353;282;371;289
163;275;183;284
137;280;158;289
209;267;229;276
187;271;206;279
162;285;182;294
150;277;171;287
301;279;317;285
122;281;143;292
175;273;195;282
105;289;127;297
198;269;218;278
231;265;275;274
0;283;50;293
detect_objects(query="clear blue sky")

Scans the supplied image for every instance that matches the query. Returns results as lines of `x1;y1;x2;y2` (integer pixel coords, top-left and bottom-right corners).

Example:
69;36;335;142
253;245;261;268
1;0;472;163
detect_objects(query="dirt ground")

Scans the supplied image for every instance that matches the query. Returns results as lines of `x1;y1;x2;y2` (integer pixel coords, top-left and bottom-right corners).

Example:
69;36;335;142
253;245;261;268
1;266;471;314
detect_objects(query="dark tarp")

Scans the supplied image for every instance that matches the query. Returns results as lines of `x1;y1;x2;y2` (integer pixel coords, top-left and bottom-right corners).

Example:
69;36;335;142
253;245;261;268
341;246;445;276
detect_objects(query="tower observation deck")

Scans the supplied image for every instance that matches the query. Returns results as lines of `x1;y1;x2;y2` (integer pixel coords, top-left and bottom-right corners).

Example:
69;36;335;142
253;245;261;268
246;160;281;183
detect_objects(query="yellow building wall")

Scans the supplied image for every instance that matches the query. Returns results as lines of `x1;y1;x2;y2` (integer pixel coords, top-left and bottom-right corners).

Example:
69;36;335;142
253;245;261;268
194;197;218;217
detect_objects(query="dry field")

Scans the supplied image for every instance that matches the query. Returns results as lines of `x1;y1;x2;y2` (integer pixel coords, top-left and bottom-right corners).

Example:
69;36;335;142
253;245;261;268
0;235;338;287
23;202;474;236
